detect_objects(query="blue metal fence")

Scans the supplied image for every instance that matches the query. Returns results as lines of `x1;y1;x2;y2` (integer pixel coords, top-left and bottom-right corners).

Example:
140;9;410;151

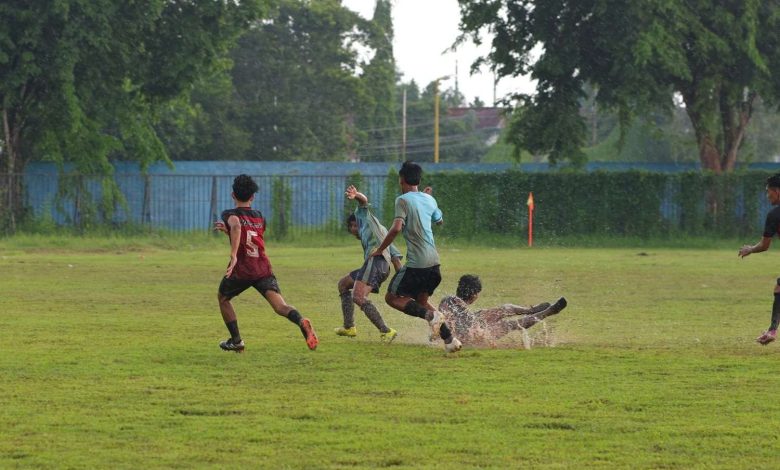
15;172;397;236
6;161;780;236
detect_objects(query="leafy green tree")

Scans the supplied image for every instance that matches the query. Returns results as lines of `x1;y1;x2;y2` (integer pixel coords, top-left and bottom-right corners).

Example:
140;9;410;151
155;64;253;161
742;98;780;163
0;0;259;230
229;0;367;161
356;0;399;162
457;0;780;171
578;84;699;164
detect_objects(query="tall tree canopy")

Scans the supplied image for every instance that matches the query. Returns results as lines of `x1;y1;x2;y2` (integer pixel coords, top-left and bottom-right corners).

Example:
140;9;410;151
0;0;259;174
156;0;369;162
457;0;780;171
356;0;399;162
0;0;258;229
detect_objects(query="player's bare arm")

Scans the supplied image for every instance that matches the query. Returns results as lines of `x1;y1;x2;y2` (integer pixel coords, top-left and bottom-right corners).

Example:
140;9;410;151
345;185;368;206
739;237;772;258
226;215;241;277
371;218;403;257
391;256;402;272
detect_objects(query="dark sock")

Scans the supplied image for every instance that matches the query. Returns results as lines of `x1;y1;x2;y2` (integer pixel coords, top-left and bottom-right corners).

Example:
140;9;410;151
402;301;428;319
340;291;355;328
226;320;241;341
287;309;303;326
771;293;780;331
511;317;539;330
440;323;452;342
361;300;389;333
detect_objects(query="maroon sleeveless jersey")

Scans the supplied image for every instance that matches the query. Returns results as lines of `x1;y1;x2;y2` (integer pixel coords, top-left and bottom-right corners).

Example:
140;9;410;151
221;208;273;280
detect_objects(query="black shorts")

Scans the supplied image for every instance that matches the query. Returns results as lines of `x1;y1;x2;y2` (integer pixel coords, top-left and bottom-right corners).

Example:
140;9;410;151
349;256;390;294
219;275;281;299
387;265;441;298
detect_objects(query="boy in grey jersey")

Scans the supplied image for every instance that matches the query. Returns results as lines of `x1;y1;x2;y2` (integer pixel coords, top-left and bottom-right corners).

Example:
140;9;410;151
336;185;403;343
371;161;462;353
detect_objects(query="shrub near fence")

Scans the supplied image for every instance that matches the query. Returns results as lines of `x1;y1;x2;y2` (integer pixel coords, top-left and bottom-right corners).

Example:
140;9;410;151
426;170;770;239
1;170;775;239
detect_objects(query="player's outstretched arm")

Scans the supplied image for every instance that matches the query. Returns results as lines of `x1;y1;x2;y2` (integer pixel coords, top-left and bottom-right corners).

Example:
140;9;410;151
214;220;228;235
739;237;772;258
371;218;403;257
345;185;368;206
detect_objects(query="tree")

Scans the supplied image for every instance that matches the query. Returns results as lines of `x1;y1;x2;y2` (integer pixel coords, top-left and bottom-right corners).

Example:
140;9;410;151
742;98;780;163
155;63;253;161
577;84;699;163
457;0;780;171
229;0;368;161
0;0;259;230
356;0;399;162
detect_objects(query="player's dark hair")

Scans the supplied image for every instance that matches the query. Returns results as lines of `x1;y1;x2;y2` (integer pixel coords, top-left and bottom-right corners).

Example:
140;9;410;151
232;174;258;202
767;173;780;189
399;161;422;186
346;213;357;228
457;274;482;301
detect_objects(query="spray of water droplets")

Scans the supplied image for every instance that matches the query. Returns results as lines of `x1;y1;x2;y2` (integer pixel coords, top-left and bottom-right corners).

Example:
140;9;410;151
437;296;560;350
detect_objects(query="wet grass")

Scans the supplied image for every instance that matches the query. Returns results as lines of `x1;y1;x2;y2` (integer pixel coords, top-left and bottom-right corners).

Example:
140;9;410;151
1;239;778;468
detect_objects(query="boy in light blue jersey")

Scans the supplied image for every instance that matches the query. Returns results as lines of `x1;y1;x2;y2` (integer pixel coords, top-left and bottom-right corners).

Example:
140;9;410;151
372;161;462;353
336;185;402;343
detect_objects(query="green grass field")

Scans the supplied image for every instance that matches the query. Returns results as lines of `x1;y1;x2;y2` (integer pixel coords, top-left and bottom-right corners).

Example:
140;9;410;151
1;236;779;468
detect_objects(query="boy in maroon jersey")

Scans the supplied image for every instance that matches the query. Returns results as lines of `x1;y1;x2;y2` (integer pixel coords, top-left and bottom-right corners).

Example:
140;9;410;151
213;174;318;352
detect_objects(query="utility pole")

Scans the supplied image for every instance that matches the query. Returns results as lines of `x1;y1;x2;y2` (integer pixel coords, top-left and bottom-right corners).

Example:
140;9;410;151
493;70;497;106
455;60;459;98
434;75;450;164
434;81;440;164
402;87;407;161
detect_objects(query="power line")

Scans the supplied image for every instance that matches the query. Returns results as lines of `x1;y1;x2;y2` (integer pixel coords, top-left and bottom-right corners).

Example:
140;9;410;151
353;126;503;153
353;128;504;160
351;112;495;134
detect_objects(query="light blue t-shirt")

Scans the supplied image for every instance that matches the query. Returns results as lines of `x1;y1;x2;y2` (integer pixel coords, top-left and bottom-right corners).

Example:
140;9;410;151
394;191;442;268
355;204;401;262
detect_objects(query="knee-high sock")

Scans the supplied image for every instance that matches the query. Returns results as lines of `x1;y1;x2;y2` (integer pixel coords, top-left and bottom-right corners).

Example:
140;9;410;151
402;300;428;319
402;300;453;341
440;323;453;342
505;316;540;331
361;300;389;333
771;293;780;331
340;291;354;328
225;320;241;341
506;299;565;331
287;309;303;326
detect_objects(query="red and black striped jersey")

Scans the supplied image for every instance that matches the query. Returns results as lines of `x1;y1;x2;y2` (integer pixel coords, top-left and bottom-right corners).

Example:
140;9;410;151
221;208;272;280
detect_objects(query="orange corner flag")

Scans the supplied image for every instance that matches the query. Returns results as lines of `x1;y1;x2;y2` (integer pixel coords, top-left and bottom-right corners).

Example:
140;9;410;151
527;192;534;211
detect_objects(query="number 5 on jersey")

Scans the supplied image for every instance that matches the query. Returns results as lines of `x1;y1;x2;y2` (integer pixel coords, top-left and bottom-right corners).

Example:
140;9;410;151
246;230;260;258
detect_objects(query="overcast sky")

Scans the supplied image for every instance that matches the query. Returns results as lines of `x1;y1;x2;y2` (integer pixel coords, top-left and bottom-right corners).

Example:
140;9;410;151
341;0;534;106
